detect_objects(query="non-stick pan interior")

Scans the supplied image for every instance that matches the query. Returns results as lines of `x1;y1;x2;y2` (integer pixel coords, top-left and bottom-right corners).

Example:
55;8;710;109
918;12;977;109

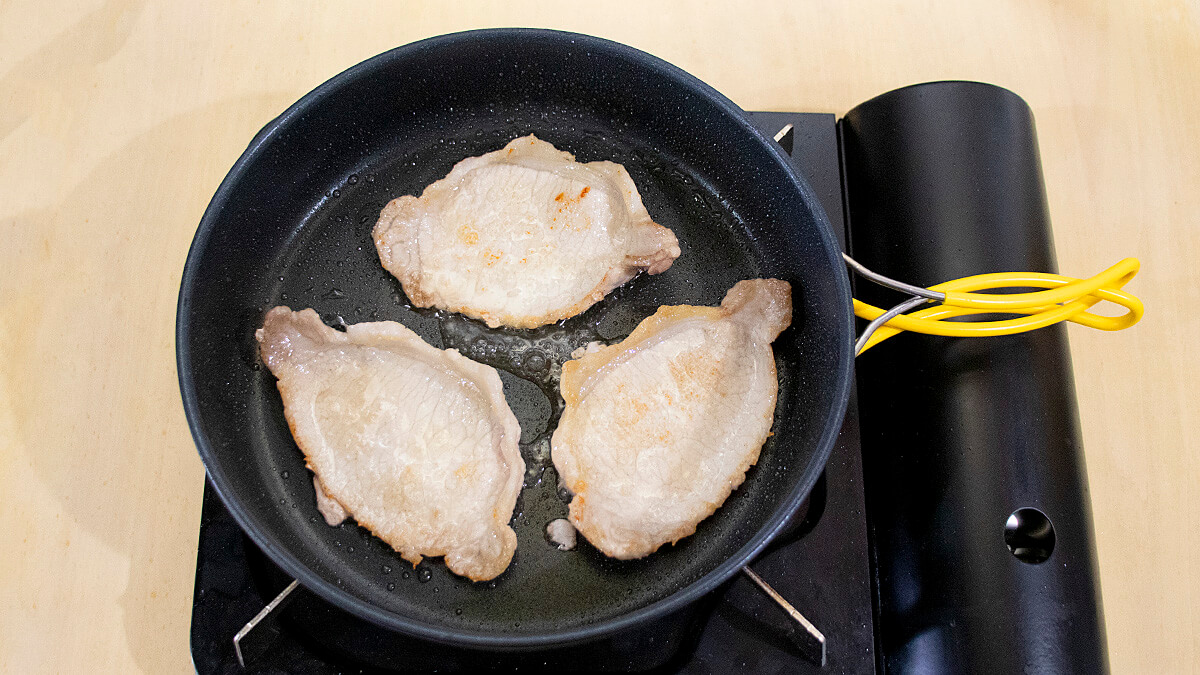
179;29;852;646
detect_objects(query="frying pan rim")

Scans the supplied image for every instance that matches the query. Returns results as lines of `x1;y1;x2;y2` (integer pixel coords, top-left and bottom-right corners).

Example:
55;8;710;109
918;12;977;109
176;27;854;650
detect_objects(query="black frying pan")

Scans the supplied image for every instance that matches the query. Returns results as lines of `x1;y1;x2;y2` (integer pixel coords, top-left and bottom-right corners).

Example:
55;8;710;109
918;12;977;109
177;29;853;650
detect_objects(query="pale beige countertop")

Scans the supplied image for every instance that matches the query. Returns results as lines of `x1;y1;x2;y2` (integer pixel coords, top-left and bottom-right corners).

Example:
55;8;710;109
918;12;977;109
2;2;1197;672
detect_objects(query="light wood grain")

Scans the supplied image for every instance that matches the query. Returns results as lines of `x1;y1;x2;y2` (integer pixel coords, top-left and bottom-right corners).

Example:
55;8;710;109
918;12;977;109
1;1;1196;672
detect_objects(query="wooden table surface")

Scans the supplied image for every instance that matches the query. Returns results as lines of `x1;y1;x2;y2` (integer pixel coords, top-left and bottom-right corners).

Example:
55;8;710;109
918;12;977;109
2;1;1196;672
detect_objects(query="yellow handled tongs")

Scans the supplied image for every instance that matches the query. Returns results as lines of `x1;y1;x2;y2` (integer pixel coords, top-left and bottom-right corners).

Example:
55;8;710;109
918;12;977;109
845;254;1144;355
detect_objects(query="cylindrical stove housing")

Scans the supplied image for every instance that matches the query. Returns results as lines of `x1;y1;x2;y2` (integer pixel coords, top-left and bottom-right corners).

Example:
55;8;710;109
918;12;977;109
841;81;1109;675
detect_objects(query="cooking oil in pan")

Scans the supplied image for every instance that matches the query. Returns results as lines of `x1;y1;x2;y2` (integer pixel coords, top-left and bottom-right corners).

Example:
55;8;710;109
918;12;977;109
436;306;609;484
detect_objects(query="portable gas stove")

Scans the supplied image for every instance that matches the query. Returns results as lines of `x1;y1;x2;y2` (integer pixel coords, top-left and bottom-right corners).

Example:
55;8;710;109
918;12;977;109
190;84;1109;674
